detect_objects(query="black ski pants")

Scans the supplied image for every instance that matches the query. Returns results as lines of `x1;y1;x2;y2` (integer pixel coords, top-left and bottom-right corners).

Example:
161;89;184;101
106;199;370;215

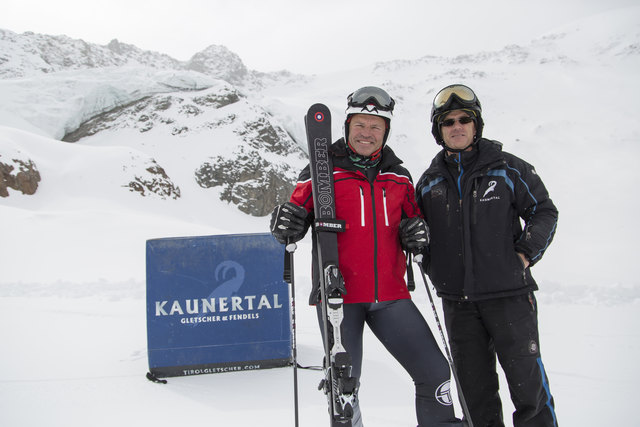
317;298;463;427
442;293;558;427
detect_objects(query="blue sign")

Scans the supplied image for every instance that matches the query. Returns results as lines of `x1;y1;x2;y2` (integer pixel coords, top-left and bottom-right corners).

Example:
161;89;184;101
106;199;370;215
146;233;291;377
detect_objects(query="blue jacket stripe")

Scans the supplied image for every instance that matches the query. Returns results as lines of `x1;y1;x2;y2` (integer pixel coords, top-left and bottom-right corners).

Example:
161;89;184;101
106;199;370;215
487;169;514;193
505;164;538;214
531;220;557;262
420;176;445;197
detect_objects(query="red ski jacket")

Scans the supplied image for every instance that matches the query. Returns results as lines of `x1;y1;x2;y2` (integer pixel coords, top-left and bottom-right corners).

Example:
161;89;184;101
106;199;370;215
290;139;422;304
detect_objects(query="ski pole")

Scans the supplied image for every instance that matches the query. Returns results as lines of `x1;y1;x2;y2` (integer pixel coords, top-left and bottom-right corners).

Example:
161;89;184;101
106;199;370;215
284;240;300;427
414;254;474;427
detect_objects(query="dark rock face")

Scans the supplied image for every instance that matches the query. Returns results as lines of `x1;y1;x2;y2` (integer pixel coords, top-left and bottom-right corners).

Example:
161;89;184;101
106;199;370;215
195;151;295;217
0;157;41;197
125;161;181;200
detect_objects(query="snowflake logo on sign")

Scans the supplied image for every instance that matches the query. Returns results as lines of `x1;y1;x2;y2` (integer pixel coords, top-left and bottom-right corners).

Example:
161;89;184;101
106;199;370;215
435;380;453;406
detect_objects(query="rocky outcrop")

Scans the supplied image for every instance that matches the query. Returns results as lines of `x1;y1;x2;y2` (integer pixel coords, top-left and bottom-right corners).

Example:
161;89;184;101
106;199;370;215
62;83;241;141
60;82;304;214
124;161;181;200
194;109;305;217
185;45;248;84
195;150;296;217
0;157;41;197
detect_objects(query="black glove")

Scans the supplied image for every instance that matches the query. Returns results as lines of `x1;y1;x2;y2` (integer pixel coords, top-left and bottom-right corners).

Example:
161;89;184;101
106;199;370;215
270;202;309;244
399;217;429;254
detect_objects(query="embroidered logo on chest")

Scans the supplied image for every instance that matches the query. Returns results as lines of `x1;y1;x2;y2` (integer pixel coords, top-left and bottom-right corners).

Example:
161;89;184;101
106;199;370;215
480;180;501;202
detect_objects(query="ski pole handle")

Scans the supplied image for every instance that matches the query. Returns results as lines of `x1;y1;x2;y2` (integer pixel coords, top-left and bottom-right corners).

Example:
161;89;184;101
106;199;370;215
283;240;297;284
286;242;297;253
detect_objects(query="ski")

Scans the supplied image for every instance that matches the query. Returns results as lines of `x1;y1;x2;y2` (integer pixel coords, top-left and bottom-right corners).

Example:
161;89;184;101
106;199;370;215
305;103;357;426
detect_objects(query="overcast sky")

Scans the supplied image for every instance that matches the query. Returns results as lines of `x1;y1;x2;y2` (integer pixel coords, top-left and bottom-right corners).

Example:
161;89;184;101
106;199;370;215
2;0;636;74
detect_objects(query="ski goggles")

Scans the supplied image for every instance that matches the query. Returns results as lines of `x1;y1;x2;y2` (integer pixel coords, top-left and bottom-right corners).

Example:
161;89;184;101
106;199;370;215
439;116;475;127
347;86;395;112
432;84;478;110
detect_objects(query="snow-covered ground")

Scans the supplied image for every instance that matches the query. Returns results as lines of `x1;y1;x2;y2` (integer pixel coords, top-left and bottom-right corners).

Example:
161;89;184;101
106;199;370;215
0;241;636;426
1;6;640;426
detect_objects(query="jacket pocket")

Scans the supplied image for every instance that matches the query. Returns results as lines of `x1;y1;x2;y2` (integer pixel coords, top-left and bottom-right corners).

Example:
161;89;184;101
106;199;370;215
515;251;526;269
513;251;528;283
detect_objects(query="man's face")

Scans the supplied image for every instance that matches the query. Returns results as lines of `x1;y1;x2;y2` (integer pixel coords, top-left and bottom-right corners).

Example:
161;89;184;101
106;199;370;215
440;110;476;151
348;114;386;157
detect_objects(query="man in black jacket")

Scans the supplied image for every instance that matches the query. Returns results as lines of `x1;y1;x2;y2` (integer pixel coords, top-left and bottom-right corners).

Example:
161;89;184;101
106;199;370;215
415;84;559;427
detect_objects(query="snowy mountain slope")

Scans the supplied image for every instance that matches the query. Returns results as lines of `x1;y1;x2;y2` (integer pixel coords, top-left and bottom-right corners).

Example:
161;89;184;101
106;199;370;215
0;28;250;82
0;28;310;218
0;6;639;427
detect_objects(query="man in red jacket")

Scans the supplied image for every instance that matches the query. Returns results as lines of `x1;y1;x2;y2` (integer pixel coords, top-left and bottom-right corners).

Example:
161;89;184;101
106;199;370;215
271;87;463;427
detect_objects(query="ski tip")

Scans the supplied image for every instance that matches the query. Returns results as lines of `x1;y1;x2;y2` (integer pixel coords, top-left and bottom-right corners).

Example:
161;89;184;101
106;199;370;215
307;103;331;122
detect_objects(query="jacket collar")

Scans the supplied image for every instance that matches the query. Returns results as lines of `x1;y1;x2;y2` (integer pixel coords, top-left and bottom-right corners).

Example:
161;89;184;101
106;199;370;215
331;138;403;172
429;138;504;175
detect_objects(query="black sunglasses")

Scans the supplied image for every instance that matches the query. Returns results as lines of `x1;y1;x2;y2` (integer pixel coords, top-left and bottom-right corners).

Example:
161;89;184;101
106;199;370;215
439;116;475;127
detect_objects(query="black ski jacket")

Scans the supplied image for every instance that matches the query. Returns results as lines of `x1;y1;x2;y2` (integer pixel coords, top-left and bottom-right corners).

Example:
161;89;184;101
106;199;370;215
415;139;558;301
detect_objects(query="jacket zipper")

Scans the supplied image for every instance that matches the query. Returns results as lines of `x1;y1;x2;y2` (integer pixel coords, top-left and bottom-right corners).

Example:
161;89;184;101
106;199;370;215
359;186;365;227
382;187;389;226
370;182;379;301
445;186;451;227
472;179;479;225
358;179;379;302
459;196;467;301
455;154;464;197
455;154;468;300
